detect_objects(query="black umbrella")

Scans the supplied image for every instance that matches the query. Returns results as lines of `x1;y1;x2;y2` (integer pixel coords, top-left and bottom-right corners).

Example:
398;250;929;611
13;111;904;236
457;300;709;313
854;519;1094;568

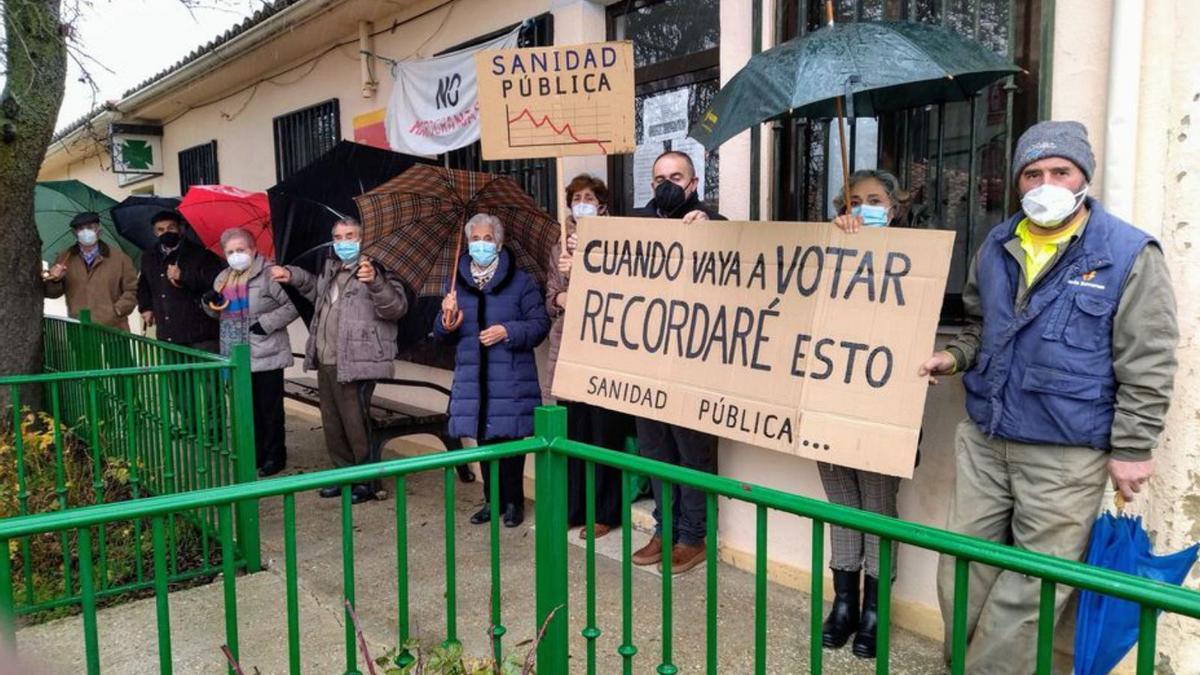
268;140;435;275
110;195;197;252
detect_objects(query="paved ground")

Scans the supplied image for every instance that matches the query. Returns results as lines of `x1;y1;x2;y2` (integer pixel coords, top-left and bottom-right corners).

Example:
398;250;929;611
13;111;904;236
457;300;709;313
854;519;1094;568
17;404;947;674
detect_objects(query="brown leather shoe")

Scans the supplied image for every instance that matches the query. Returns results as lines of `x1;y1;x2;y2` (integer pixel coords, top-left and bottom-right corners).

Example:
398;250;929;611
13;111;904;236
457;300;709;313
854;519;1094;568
660;542;706;575
578;523;614;540
631;536;663;566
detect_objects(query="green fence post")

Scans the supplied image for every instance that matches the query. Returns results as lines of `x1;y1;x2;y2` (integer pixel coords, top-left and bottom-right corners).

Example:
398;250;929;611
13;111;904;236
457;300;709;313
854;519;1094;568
229;344;261;572
534;406;569;672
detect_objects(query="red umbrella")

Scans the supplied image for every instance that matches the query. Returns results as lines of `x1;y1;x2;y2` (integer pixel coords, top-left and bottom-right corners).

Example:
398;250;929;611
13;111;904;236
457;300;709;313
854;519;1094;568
179;185;274;257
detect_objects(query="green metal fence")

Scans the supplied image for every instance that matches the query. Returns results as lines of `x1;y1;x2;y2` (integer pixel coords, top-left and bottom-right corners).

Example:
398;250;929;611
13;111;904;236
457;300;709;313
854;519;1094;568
0;314;260;618
1;406;1197;674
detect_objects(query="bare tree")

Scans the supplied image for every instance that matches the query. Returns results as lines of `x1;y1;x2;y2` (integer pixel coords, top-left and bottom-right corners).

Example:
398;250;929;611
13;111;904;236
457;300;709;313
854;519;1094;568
0;0;69;408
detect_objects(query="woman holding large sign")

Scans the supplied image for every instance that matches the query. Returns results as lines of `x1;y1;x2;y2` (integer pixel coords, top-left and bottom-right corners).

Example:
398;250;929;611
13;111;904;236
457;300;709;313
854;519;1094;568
545;174;636;539
436;214;551;528
820;169;912;660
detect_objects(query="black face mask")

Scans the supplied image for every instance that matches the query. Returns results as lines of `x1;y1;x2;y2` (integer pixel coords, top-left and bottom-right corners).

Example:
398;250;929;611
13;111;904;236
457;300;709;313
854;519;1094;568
654;180;692;217
158;231;182;249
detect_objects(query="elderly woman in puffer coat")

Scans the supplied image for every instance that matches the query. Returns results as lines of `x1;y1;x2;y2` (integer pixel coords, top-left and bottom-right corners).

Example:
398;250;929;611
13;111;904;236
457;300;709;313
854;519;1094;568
271;217;408;505
436;213;550;528
202;227;299;477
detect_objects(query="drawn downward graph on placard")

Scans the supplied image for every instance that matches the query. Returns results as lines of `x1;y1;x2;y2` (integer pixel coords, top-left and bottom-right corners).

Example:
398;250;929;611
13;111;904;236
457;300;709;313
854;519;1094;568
505;103;612;154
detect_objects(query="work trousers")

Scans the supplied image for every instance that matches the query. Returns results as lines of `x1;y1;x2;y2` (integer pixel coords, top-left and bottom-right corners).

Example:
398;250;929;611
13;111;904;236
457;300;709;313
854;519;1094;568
316;365;375;468
817;462;900;579
936;420;1108;675
635;418;718;546
251;369;287;468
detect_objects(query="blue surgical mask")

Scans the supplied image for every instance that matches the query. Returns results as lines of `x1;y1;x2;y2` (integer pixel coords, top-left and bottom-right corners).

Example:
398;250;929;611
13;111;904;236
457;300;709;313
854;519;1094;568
76;228;99;246
333;240;360;262
468;241;498;266
853;204;890;227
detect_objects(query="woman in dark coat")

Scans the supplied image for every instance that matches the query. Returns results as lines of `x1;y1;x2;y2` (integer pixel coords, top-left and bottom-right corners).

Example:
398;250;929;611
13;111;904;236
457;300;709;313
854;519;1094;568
436;213;550;527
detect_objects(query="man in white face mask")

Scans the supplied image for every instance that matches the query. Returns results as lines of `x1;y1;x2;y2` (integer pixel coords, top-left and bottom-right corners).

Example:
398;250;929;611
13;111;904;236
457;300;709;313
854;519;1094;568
920;121;1179;673
43;212;138;330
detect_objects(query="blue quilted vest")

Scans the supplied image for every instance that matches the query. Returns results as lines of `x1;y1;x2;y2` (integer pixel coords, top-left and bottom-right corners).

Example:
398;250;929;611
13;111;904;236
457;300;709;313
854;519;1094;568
963;199;1153;450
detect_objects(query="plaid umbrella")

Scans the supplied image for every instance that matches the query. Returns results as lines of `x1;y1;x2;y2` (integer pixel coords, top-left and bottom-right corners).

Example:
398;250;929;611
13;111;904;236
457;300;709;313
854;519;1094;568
354;165;559;297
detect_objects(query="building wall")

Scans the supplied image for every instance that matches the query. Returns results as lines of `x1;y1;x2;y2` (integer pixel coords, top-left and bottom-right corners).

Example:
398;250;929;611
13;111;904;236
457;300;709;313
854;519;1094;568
37;0;1200;659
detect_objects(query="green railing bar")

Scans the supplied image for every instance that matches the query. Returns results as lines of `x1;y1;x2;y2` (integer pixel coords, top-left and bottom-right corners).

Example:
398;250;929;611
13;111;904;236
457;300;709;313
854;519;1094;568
219;504;240;674
152;516;173;675
533;407;569;672
49;383;73;597
951;557;968;675
489;459;505;664
85;380;109;593
157;374;178;579
548;438;1200;619
394;475;413;668
12;387;35;606
0;440;542;539
659;480;675;675
705;492;718;675
1137;604;1157;675
619;469;636;674
0;361;231;387
810;520;824;675
443;467;458;648
7;563;223;619
876;536;893;675
0;536;13;646
341;485;360;675
583;461;599;675
38;315;227;363
229;345;261;573
78;527;100;675
283;494;301;675
1035;579;1055;674
755;504;768;675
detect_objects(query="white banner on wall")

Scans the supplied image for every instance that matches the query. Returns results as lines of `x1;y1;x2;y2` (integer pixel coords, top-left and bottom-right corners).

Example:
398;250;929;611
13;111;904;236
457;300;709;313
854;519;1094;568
385;27;520;156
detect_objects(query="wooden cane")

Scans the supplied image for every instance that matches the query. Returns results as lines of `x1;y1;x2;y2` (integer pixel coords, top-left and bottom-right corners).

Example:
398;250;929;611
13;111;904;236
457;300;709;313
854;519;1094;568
827;0;853;217
442;226;464;331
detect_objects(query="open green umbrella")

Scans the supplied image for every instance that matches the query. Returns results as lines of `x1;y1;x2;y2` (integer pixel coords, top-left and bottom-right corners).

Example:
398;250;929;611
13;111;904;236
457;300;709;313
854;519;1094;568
35;180;140;265
691;19;1020;152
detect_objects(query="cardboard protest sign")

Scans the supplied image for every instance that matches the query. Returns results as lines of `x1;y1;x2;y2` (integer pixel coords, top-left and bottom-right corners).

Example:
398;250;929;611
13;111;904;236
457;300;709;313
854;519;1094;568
552;218;955;478
475;42;635;160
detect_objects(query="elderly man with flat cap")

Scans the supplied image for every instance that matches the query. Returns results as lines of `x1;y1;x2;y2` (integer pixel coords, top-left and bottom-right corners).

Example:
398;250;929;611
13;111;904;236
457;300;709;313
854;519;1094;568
923;121;1179;673
44;211;138;330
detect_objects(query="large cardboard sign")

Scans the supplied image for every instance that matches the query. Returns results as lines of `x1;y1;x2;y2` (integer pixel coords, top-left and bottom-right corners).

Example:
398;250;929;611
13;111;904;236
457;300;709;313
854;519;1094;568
552;218;955;478
475;42;635;160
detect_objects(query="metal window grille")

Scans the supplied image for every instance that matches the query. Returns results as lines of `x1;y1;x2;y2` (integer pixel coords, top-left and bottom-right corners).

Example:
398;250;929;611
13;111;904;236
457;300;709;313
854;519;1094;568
439;14;557;215
272;99;341;183
178;141;219;195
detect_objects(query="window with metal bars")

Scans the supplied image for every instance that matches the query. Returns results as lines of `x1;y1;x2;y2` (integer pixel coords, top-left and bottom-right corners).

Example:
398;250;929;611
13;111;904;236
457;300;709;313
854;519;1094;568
272;99;341;183
772;0;1048;321
178;141;219;195
606;0;721;216
437;14;557;215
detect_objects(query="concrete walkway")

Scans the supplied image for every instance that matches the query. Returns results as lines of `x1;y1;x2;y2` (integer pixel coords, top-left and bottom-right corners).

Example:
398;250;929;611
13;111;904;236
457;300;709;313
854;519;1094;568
17;403;947;674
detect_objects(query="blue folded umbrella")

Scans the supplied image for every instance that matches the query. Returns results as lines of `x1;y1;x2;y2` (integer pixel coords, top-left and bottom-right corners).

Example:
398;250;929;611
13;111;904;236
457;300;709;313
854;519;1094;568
1074;511;1198;675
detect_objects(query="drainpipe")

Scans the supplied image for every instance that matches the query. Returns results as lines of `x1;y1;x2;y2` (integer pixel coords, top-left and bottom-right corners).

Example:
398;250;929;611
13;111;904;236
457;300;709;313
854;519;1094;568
1101;0;1144;222
360;21;378;98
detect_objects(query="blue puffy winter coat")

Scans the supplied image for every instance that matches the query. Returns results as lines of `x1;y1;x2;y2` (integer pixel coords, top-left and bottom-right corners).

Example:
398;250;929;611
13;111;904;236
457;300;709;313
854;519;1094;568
435;250;551;440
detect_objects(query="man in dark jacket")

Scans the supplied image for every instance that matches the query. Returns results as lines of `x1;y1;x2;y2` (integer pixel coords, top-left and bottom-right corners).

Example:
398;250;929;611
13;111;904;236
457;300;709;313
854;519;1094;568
136;210;223;351
630;150;725;574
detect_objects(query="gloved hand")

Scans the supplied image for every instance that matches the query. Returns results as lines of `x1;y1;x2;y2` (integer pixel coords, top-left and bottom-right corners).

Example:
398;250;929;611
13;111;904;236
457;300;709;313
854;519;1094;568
202;290;225;309
249;322;267;336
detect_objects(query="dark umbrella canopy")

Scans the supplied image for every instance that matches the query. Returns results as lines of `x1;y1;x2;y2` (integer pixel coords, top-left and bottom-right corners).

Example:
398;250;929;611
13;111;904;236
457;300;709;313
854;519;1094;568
110;195;198;252
692;20;1021;150
268;140;435;274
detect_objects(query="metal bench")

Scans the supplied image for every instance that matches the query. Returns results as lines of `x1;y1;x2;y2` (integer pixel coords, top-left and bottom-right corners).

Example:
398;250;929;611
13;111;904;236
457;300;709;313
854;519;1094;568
282;355;474;483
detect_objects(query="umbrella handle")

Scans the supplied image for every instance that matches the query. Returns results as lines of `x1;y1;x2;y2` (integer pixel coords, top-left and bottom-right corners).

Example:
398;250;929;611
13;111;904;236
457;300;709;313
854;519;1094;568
441;308;464;331
826;0;853;218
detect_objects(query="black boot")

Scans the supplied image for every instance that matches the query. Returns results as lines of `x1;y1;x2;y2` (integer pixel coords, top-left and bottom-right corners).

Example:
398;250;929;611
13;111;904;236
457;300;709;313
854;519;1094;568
822;569;861;648
853;575;879;659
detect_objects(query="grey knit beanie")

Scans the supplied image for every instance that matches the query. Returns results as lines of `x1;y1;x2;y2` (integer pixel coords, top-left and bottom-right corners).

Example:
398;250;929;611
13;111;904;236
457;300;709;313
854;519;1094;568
1011;121;1095;183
